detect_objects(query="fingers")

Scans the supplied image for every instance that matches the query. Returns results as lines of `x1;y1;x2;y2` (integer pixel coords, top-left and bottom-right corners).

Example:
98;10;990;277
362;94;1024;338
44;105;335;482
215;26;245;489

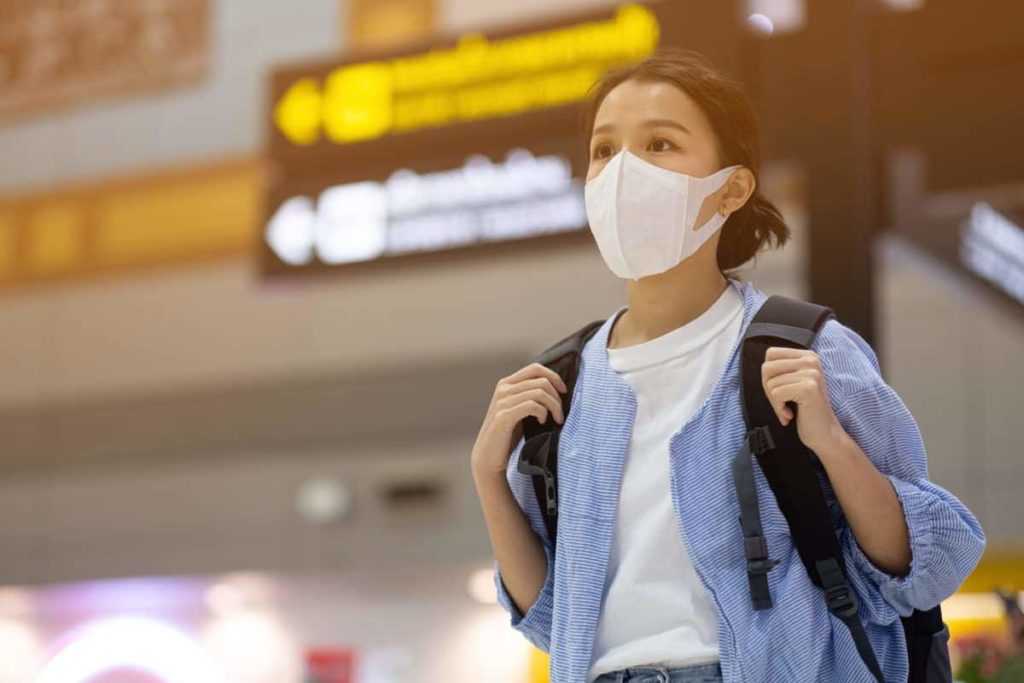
496;376;565;424
504;362;568;395
762;349;821;384
504;385;565;424
764;346;808;360
507;376;564;413
497;398;548;427
765;378;816;425
762;348;822;425
496;363;568;423
764;368;817;393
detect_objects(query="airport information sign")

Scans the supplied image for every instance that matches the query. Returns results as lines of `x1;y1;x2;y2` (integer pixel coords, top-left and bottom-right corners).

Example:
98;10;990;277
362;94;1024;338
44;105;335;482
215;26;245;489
261;1;736;277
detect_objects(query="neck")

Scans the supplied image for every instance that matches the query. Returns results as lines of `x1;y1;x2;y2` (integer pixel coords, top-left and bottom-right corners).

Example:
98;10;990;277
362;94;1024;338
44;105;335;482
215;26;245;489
610;258;730;348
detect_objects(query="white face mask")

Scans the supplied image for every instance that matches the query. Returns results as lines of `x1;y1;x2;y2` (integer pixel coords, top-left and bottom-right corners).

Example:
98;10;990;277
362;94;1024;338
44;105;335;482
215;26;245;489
584;149;741;280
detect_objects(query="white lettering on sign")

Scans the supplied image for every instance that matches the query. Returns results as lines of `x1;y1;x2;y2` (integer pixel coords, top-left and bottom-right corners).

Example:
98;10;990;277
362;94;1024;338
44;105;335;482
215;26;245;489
265;149;587;267
960;202;1024;305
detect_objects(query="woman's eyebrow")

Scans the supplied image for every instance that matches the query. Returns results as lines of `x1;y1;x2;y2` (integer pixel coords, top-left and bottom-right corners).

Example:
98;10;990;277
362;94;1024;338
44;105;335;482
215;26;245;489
644;119;692;135
592;119;692;136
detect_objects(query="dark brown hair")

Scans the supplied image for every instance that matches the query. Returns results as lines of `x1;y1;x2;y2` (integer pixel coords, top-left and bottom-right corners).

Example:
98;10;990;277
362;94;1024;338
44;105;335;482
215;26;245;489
583;47;790;276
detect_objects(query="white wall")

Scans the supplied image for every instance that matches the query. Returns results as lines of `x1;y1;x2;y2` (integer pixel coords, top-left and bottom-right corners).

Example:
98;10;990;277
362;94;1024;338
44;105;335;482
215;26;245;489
878;235;1022;545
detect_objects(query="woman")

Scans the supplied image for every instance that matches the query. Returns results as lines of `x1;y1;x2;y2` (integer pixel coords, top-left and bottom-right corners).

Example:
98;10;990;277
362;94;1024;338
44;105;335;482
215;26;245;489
471;48;985;683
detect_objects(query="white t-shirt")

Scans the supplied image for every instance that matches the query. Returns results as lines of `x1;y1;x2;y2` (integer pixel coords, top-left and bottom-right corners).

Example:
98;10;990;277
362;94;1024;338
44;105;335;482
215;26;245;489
587;281;745;681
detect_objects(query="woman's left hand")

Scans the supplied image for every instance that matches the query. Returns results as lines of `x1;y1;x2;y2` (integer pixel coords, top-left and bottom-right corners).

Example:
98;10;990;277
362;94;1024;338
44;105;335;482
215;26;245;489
761;346;844;454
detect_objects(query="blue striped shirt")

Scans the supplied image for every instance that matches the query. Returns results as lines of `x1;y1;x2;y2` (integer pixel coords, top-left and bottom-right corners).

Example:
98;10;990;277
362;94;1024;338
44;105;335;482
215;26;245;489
494;277;985;683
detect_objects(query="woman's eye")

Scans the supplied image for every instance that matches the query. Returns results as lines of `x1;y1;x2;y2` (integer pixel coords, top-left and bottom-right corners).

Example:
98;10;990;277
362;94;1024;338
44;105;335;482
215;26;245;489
592;144;612;159
648;138;676;153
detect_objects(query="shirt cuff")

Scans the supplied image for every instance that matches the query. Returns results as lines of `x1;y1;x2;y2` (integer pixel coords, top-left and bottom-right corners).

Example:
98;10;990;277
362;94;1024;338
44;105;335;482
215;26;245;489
847;475;934;610
494;541;555;630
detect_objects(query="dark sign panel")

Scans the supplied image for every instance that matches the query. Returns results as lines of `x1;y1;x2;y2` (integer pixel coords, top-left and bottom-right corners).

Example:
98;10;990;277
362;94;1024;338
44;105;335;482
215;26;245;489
261;1;741;278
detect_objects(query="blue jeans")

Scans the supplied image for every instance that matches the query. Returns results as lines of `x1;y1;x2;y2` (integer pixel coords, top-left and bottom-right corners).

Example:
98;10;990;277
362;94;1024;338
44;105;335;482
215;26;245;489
592;662;723;683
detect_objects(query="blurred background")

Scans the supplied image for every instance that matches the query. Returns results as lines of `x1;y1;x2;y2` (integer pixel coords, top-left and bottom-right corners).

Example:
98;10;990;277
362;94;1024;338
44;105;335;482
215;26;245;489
0;0;1021;681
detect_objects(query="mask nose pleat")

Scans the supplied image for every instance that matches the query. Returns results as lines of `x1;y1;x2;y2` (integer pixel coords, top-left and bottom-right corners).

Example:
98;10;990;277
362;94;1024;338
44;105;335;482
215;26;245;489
611;152;637;277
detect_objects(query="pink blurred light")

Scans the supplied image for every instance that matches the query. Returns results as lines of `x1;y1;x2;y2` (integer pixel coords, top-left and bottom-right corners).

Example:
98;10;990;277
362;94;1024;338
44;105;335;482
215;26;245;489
36;616;222;683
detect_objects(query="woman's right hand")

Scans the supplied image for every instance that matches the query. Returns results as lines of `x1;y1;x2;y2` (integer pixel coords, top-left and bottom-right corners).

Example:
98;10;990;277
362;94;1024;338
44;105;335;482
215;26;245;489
471;362;568;481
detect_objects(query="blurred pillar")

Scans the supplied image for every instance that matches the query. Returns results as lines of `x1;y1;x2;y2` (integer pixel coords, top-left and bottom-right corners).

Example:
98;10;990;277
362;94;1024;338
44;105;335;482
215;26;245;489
751;0;879;347
800;0;878;347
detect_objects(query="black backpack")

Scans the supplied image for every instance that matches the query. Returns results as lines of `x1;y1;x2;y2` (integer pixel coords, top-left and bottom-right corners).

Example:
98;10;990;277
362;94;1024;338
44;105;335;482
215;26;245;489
516;294;952;683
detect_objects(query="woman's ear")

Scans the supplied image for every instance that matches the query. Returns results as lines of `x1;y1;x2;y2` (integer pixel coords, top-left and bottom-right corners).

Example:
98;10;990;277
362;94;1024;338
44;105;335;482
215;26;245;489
718;167;757;217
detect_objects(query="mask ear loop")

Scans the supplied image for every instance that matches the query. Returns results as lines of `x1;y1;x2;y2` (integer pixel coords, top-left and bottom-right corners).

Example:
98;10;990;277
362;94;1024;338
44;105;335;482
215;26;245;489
687;165;741;233
675;165;741;268
717;165;743;219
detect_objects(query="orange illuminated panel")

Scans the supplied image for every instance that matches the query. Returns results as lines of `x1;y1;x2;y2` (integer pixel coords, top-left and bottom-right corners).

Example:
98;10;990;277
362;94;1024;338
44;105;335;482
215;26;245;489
0;158;263;289
0;208;19;279
94;169;260;265
25;202;84;275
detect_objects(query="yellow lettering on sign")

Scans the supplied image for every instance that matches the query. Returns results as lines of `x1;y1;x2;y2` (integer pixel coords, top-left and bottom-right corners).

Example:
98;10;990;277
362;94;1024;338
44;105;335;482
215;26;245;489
25;203;83;274
275;78;324;146
276;3;660;145
323;62;394;143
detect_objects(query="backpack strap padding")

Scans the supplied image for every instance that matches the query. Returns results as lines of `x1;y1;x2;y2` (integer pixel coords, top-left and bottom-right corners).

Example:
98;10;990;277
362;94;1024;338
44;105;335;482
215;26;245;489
518;318;605;546
739;295;837;586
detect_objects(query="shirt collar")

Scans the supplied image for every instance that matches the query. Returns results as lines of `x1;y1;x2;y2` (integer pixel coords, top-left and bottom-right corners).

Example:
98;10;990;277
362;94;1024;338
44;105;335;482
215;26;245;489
582;278;769;409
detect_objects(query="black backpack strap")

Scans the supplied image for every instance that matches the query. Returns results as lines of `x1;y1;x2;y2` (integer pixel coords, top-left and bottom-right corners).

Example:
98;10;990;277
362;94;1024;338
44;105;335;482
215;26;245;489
736;295;885;683
740;295;838;585
904;605;952;683
731;430;780;610
517;319;604;546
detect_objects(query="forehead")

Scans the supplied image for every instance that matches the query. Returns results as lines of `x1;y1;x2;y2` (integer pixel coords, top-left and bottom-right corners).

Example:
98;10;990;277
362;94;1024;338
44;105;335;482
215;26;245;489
593;78;708;131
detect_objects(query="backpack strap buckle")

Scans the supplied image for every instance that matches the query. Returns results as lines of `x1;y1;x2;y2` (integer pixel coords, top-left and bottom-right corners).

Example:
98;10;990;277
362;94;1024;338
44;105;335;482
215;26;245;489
747;425;775;455
518;431;560;540
745;535;779;572
817;557;859;619
824;583;859;619
733;439;781;611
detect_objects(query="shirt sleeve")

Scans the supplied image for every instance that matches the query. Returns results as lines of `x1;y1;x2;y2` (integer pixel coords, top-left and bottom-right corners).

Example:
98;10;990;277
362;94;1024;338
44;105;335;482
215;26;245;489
492;434;557;652
815;320;986;623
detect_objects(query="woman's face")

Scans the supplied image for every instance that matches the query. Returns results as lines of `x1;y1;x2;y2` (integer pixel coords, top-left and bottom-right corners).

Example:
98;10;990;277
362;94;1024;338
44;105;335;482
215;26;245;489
587;78;722;182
